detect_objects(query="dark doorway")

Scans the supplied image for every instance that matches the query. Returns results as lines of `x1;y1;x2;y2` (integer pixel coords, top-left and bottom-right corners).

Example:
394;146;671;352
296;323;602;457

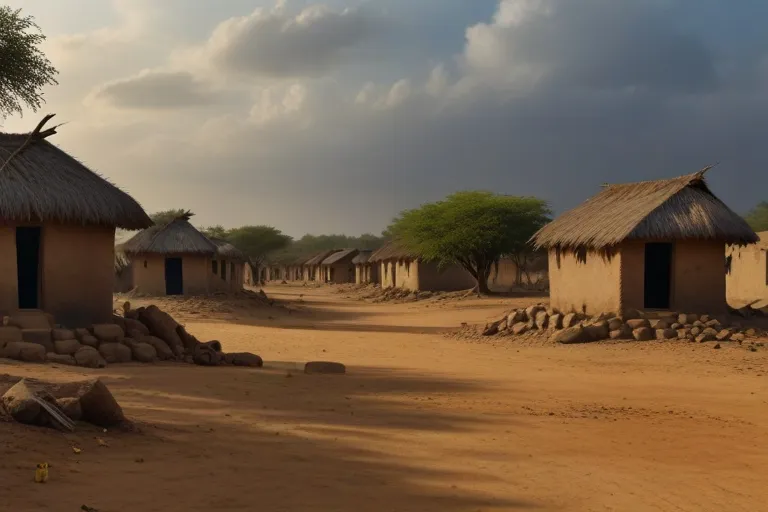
644;243;673;309
16;227;41;309
165;257;183;296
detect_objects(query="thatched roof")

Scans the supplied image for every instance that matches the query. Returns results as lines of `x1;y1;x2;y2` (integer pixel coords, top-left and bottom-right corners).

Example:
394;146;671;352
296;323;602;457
351;250;373;265
0;115;152;229
369;241;417;262
532;168;759;250
210;237;247;262
122;213;218;255
321;248;359;265
304;250;341;266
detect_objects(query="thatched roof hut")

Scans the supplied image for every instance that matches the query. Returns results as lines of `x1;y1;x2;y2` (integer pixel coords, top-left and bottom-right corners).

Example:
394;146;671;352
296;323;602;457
352;250;373;265
368;241;416;262
122;212;217;255
0;115;151;230
210;237;247;262
321;248;359;266
304;250;340;267
532;168;758;316
532;169;758;250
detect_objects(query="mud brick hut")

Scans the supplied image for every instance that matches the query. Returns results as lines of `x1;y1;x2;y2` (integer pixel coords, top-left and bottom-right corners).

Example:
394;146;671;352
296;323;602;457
120;212;218;296
726;231;768;307
353;250;378;284
369;241;476;291
209;237;247;292
0;115;151;326
532;168;758;316
319;249;359;284
303;250;341;281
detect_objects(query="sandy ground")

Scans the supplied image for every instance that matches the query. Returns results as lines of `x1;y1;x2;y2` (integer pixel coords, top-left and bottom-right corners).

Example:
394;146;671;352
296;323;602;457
2;285;768;512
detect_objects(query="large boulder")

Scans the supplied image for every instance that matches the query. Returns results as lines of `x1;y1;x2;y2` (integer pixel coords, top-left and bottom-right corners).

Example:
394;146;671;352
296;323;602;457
632;327;654;341
192;343;223;366
124;318;149;336
21;329;53;353
584;321;610;341
552;326;589;344
176;325;202;352
91;324;124;343
626;319;650;330
52;328;75;341
225;352;264;367
98;343;132;364
656;328;677;340
143;336;175;360
80;334;100;348
2;380;43;424
610;325;633;340
131;343;157;363
75;379;125;427
74;346;107;369
56;397;82;422
54;339;81;356
3;341;46;362
139;306;184;357
46;353;76;366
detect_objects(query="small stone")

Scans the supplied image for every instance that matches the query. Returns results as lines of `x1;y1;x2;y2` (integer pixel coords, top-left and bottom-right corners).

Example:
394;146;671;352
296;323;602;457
585;321;609;341
304;361;346;374
524;305;544;322
693;320;705;327
511;322;529;335
702;327;719;337
656;328;677;340
713;343;721;350
732;333;746;343
677;328;690;339
678;313;697;325
534;310;549;330
549;313;563;331
690;326;702;336
745;328;757;337
705;319;722;329
670;323;682;330
622;309;643;321
715;329;732;341
561;313;579;329
552;326;590;344
227;352;264;367
696;332;716;343
633;327;654;341
607;318;623;331
626;319;650;330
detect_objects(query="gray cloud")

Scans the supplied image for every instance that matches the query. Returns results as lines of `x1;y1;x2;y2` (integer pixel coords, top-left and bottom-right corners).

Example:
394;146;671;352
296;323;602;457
203;4;372;78
92;70;217;108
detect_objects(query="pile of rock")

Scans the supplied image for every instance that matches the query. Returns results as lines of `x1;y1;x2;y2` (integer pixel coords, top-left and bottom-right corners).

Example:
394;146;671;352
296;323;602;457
482;304;767;345
0;304;263;369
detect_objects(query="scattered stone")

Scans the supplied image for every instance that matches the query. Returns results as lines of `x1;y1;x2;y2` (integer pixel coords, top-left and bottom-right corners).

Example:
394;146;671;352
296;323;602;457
678;313;697;325
702;327;719;337
143;336;174;360
670;323;682;330
716;329;732;341
56;397;82;421
534;310;549;330
52;329;75;341
54;339;81;356
690;326;702;337
46;353;76;366
713;343;721;350
74;346;107;369
607;318;624;331
626;319;650;330
549;313;563;331
192;343;223;366
609;325;633;340
732;333;746;343
656;328;677;340
507;310;525;326
622;309;643;320
3;341;46;362
98;343;132;364
696;332;716;343
76;379;125;427
123;318;149;336
553;326;589;344
692;320;705;328
2;380;42;424
562;313;580;329
139;306;184;357
304;361;345;374
511;322;529;335
482;321;502;336
226;352;264;367
633;327;654;341
131;343;157;363
91;324;124;343
585;321;610;341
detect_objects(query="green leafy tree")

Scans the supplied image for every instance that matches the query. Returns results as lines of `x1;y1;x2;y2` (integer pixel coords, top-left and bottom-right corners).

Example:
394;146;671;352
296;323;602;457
226;226;292;279
0;7;58;118
745;202;768;232
387;191;551;294
268;233;385;264
200;225;228;239
149;209;189;226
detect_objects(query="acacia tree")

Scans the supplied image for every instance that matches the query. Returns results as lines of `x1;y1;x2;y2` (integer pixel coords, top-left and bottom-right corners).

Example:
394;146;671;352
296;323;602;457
226;226;292;281
388;191;551;294
0;7;58;118
745;202;768;231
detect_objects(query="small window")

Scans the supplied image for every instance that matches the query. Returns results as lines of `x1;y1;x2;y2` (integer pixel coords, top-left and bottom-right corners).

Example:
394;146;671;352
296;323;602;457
221;261;227;280
212;260;218;274
143;260;147;268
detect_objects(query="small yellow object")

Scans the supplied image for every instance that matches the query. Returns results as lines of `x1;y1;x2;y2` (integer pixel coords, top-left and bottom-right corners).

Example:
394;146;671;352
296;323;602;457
35;463;49;483
72;446;82;454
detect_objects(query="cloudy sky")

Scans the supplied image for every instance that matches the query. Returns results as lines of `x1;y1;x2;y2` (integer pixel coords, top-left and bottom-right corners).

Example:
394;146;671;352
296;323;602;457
4;0;768;237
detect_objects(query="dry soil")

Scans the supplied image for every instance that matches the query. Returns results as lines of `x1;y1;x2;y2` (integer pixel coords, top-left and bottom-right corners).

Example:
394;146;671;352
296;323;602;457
1;285;767;512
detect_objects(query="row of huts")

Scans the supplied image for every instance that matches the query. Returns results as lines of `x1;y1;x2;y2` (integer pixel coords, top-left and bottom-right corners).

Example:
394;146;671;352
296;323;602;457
264;245;548;292
0;116;765;328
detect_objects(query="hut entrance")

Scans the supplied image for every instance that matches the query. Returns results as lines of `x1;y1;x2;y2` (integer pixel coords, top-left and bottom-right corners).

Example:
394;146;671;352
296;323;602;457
164;257;183;295
644;243;673;309
16;227;41;309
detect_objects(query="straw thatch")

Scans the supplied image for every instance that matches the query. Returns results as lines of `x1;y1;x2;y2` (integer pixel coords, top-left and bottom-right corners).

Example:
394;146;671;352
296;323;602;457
322;248;359;266
210;237;247;262
121;214;218;255
532;169;759;250
368;241;417;262
351;250;373;265
304;250;340;267
0;115;152;229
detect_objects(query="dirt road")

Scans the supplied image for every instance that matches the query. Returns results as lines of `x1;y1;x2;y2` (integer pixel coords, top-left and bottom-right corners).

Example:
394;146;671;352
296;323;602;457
2;285;767;511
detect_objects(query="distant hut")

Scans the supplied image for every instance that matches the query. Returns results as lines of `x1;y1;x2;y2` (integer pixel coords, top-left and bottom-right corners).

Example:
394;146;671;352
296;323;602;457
303;250;341;281
210;237;247;292
0;115;151;326
320;249;359;284
352;250;378;284
286;255;311;281
532;169;758;316
121;212;218;296
369;241;476;291
726;231;768;307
